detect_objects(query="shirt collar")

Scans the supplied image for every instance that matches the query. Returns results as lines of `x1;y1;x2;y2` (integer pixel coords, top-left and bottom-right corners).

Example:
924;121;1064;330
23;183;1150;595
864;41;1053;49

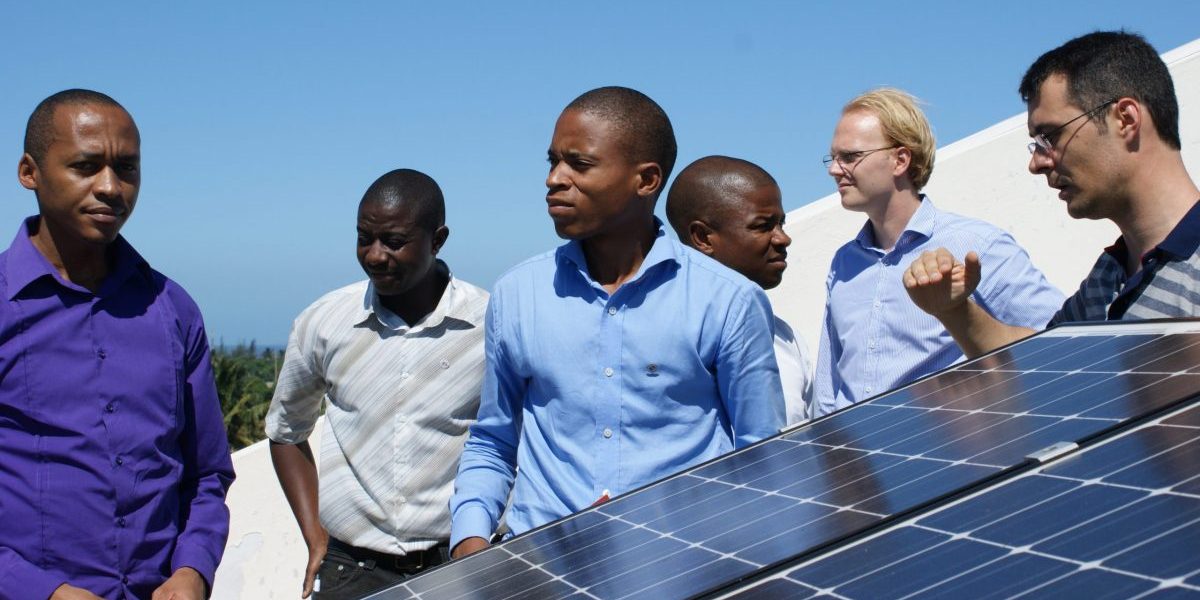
1103;199;1200;265
4;216;147;301
557;218;679;289
355;260;471;333
1156;199;1200;259
854;195;937;251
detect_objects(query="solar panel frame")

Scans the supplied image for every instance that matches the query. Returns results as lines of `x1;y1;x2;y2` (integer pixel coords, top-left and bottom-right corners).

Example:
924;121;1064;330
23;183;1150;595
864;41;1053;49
367;319;1200;600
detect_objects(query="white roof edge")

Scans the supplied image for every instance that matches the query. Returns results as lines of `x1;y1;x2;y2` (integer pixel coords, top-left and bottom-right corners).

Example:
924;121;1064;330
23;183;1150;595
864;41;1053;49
789;35;1200;220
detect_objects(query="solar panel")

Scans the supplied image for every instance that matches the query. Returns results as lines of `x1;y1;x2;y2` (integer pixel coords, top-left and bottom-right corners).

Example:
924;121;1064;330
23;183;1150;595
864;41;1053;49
366;320;1200;600
728;398;1200;599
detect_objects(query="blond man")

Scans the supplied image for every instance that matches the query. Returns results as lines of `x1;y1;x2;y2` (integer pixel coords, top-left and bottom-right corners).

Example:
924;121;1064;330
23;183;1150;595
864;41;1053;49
813;88;1062;417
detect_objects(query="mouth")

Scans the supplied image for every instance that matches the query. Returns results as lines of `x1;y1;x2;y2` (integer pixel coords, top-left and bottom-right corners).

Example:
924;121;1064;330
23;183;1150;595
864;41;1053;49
768;256;788;269
84;205;126;225
546;197;574;219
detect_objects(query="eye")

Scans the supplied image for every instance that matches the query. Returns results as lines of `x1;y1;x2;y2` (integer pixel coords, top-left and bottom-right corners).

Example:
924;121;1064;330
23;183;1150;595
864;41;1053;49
383;238;408;251
71;161;100;174
839;151;864;164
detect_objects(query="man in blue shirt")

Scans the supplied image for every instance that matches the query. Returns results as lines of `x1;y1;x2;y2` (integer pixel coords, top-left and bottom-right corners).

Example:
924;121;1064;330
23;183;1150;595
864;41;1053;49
906;32;1200;355
813;87;1062;418
449;87;784;558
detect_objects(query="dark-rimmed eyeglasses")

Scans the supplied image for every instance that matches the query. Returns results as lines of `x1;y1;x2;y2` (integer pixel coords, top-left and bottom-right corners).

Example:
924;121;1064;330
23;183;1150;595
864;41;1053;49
822;145;898;170
1027;98;1117;156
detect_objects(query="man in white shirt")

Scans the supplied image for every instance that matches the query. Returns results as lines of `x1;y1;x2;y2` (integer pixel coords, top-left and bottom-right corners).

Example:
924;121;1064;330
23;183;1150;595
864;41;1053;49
265;169;488;599
667;155;813;423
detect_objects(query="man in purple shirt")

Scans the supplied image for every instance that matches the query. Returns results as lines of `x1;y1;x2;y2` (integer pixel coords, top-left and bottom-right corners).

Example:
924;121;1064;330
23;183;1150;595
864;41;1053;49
0;90;234;600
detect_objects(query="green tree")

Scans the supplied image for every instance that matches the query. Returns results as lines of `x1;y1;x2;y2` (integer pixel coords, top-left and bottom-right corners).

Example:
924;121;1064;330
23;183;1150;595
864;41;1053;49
211;343;283;450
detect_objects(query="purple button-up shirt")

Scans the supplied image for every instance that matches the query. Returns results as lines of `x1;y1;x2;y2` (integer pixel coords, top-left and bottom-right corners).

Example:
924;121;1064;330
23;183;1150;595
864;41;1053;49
0;217;234;600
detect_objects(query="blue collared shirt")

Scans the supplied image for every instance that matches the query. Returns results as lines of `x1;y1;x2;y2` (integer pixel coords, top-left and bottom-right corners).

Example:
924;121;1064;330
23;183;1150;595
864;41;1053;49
813;198;1063;418
0;218;234;599
450;224;784;548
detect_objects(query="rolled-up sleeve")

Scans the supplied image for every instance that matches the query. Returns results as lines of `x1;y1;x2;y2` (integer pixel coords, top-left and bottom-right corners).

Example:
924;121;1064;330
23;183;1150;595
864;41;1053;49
716;287;785;447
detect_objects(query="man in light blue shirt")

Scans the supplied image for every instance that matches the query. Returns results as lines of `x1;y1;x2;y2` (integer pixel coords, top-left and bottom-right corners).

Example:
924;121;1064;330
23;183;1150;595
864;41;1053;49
450;87;784;558
814;88;1062;418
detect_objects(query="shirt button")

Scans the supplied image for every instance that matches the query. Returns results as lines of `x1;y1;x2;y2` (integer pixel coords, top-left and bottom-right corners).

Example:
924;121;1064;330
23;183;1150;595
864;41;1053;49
865;387;873;394
604;367;614;377
603;428;613;438
397;496;407;504
868;340;876;349
105;403;115;413
97;348;107;359
122;576;129;584
607;306;617;315
115;456;124;466
118;517;126;527
401;372;410;379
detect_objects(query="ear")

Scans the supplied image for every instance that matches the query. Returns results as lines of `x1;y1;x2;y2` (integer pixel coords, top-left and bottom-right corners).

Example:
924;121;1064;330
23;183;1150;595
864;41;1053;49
1112;97;1142;145
431;225;449;255
17;153;38;191
687;220;718;255
891;146;912;179
634;162;664;199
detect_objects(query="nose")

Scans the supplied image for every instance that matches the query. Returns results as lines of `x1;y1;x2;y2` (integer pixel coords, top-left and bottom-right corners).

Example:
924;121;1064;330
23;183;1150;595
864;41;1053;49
93;166;122;201
546;161;568;191
364;241;389;267
827;158;845;179
773;224;792;249
1028;149;1053;175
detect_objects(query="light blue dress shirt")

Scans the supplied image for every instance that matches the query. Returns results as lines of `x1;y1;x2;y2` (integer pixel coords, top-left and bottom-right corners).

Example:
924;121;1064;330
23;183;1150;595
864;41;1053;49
450;224;784;549
812;197;1063;418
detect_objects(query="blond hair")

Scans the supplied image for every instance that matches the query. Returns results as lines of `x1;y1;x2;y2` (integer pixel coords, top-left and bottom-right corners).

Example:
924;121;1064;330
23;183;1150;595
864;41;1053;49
844;88;936;190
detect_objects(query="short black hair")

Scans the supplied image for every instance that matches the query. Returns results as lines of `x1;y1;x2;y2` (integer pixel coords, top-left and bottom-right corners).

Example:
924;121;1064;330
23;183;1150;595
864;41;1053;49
24;89;130;163
565;86;678;191
666;155;778;242
1019;31;1180;149
360;168;446;232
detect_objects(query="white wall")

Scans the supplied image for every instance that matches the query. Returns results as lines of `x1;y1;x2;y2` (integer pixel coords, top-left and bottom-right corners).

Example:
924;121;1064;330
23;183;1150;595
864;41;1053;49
213;37;1200;599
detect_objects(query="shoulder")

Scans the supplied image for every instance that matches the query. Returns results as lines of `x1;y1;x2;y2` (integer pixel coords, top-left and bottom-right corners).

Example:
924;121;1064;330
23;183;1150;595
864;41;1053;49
926;208;1009;246
491;247;560;293
447;274;490;322
303;280;370;316
153;269;205;326
674;242;762;294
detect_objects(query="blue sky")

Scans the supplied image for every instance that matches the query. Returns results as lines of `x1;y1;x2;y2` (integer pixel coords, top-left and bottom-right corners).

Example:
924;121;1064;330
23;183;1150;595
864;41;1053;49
3;1;1198;346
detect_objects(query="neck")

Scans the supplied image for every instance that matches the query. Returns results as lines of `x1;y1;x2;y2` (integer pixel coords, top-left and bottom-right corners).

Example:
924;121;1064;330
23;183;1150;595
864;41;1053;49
581;214;657;295
30;218;111;292
866;189;922;251
379;261;450;326
1110;151;1200;270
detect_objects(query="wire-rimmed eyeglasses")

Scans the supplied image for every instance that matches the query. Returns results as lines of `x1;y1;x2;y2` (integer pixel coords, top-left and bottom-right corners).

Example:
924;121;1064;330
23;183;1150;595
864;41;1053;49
822;145;898;170
1027;98;1117;156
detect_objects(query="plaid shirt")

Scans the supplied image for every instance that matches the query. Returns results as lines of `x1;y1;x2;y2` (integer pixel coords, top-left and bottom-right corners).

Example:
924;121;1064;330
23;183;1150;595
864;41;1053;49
1050;200;1200;326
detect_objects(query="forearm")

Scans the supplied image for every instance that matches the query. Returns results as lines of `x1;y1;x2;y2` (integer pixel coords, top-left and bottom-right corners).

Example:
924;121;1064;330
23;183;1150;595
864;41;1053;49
938;300;1037;359
269;441;326;547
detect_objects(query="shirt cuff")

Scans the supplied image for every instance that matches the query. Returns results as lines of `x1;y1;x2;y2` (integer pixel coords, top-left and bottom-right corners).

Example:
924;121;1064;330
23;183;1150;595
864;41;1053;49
170;544;218;593
0;560;63;600
450;503;496;551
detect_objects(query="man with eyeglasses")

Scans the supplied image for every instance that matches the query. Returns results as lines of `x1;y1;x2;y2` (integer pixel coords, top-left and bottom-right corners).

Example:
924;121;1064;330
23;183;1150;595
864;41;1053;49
905;31;1200;358
812;88;1061;418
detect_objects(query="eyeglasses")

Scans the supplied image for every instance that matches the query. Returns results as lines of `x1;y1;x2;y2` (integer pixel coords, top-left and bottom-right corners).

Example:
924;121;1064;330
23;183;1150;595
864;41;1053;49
822;145;898;170
1027;98;1117;156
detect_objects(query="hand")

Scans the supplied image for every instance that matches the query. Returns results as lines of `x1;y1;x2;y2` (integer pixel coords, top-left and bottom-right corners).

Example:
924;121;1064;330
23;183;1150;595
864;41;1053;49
451;536;490;559
904;248;981;318
150;567;206;600
50;584;104;600
302;528;329;598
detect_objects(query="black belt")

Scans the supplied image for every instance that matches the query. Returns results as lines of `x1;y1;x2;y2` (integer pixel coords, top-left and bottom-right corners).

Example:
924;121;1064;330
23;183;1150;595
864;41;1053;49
328;537;448;572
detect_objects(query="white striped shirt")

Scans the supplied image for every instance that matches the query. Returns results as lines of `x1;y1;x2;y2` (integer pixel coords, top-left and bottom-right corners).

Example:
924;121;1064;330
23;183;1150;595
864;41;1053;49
265;273;488;554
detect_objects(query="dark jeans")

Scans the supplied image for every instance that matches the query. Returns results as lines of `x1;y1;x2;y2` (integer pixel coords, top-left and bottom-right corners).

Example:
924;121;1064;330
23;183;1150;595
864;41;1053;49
314;537;450;600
